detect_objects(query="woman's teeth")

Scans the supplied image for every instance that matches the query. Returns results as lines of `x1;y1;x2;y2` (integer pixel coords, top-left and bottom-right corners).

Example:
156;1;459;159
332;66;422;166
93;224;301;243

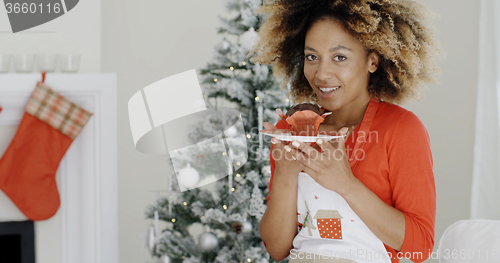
319;86;340;93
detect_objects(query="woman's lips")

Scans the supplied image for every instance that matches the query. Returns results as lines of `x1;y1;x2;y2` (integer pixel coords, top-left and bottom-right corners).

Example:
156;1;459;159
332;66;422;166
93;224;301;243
317;85;341;98
318;86;340;92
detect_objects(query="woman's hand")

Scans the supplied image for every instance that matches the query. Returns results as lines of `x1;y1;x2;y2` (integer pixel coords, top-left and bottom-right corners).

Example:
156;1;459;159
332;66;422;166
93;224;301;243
264;122;305;176
287;127;359;196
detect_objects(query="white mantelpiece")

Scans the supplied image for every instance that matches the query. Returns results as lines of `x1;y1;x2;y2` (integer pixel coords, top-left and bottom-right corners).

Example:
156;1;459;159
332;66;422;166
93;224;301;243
0;73;118;263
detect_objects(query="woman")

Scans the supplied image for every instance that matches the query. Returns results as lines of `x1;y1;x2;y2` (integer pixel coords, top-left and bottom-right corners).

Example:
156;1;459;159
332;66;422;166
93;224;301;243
248;0;441;262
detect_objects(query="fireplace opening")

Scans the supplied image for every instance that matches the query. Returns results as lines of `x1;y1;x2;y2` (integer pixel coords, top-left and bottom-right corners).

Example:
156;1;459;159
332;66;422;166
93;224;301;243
0;221;35;263
0;234;21;262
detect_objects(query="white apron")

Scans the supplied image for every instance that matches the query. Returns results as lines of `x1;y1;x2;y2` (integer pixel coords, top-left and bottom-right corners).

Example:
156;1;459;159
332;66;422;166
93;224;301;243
292;172;391;263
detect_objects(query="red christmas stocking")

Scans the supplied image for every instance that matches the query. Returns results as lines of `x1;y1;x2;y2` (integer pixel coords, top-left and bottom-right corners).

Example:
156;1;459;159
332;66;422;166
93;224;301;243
0;82;92;221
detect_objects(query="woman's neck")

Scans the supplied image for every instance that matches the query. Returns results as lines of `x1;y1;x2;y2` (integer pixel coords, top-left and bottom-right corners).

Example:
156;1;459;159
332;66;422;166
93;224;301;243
322;96;372;130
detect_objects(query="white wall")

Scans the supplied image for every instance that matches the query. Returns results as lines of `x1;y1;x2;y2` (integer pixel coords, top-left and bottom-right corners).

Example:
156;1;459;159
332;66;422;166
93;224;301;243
0;0;101;72
101;0;480;263
401;0;480;262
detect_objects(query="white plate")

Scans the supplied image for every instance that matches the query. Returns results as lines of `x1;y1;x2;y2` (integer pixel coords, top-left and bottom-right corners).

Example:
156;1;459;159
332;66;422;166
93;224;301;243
259;129;345;142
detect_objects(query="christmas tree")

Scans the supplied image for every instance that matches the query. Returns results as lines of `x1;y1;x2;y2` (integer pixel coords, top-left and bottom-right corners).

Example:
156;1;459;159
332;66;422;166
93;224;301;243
144;0;292;262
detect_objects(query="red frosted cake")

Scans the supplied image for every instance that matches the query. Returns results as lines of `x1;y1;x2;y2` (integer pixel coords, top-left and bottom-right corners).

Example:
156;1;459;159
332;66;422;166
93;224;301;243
277;103;331;136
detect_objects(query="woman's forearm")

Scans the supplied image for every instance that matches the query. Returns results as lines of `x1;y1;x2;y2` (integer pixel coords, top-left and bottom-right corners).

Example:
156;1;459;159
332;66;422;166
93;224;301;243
341;177;406;251
260;169;299;260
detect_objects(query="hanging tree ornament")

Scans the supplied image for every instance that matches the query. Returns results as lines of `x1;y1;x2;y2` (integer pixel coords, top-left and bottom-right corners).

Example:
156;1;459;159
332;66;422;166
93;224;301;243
148;224;156;253
227;148;234;194
162;255;171;263
239;27;259;50
198;230;218;251
154;210;159;235
261;165;271;177
225;125;238;138
177;163;200;189
241;218;253;234
218;39;231;51
195;154;207;167
168;171;172;217
232;222;243;234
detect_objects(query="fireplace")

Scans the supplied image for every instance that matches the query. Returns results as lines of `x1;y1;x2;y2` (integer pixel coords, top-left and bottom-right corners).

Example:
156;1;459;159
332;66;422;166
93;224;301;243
0;221;35;263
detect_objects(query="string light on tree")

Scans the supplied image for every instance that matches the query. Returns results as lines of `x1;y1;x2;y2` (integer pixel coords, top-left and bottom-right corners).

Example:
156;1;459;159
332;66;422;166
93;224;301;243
214;78;218;83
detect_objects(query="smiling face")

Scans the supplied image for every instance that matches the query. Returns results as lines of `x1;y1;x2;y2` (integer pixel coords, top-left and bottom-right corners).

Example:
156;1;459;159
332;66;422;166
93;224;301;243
303;18;379;113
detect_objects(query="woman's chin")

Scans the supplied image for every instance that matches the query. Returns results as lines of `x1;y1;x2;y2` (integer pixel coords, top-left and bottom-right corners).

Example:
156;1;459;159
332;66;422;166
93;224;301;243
317;98;340;112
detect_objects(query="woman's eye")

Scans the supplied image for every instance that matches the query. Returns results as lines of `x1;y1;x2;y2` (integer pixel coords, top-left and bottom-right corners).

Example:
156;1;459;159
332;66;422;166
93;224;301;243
305;54;317;61
334;55;346;62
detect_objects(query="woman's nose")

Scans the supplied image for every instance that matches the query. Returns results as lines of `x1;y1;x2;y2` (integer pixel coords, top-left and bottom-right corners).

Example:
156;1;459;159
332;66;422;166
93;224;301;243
315;61;334;81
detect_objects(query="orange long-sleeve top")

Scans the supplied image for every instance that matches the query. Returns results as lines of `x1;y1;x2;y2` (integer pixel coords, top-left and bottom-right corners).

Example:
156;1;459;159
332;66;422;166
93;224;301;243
264;98;436;263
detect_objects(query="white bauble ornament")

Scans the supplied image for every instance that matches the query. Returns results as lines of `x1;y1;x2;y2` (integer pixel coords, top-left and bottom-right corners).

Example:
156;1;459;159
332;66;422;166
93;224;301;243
177;163;200;189
261;165;271;177
241;221;253;234
240;27;259;50
219;39;231;51
198;231;218;251
224;126;238;137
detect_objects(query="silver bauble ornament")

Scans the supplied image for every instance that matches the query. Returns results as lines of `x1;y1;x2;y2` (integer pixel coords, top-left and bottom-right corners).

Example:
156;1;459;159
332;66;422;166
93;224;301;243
241;221;252;234
177;163;200;189
198;231;218;251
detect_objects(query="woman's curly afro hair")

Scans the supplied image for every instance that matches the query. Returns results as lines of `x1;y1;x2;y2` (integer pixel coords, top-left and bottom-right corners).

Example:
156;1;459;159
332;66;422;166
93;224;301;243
248;0;443;105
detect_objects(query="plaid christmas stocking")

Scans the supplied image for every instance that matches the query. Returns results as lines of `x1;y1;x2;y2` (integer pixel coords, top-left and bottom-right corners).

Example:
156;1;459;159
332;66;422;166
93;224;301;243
0;82;92;221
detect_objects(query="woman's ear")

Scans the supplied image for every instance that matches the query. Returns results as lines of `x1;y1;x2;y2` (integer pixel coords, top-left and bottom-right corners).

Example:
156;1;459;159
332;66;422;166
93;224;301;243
368;51;379;73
